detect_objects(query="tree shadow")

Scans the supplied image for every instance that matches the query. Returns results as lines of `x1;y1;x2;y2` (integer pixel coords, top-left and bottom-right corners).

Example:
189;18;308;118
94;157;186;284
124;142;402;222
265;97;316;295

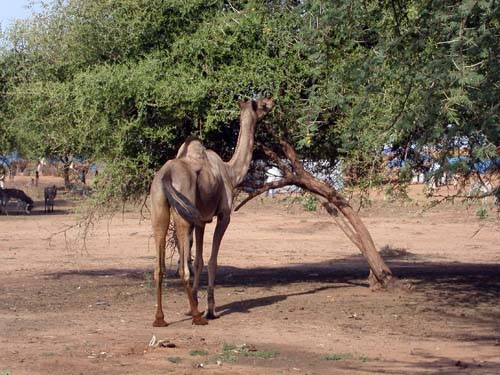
46;256;500;300
255;340;500;375
410;352;500;375
331;351;500;374
42;255;500;370
46;255;500;323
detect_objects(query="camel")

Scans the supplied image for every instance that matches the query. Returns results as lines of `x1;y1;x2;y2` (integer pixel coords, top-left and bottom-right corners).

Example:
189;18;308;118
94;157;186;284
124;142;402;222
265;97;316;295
150;97;274;327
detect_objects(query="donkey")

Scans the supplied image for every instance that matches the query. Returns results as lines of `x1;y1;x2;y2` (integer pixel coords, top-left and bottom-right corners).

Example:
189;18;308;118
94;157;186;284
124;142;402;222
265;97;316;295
0;188;34;215
44;185;57;213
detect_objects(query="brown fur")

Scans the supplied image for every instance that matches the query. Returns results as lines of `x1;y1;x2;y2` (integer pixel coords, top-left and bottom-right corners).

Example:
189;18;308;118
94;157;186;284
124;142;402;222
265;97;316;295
150;98;274;326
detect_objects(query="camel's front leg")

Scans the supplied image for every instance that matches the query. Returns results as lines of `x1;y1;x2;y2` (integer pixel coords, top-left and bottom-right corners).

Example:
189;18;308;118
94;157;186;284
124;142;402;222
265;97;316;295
206;214;230;319
176;220;208;325
192;224;206;307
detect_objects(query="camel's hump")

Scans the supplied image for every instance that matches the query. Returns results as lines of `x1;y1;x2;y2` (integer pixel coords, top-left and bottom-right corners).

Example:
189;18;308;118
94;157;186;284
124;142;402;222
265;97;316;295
176;138;208;172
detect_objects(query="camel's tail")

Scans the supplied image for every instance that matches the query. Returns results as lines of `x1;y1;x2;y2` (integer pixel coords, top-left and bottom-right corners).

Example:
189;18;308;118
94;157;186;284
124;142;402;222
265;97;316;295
161;174;204;227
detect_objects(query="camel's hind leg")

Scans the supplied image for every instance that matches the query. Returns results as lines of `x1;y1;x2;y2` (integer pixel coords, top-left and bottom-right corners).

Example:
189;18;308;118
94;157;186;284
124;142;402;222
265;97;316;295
151;191;170;327
174;215;208;325
192;224;206;307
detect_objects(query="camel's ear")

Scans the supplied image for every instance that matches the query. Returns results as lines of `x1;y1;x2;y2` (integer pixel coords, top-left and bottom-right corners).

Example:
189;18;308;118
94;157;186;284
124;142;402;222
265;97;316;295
238;100;247;109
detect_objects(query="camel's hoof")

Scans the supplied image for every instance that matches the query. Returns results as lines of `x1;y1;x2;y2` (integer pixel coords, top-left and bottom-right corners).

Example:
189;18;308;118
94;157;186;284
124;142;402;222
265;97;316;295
192;315;209;325
152;318;169;327
205;311;220;320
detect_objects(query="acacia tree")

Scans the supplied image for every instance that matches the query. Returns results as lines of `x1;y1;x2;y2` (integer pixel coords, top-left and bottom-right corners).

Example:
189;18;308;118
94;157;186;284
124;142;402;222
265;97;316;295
0;0;498;287
3;0;497;190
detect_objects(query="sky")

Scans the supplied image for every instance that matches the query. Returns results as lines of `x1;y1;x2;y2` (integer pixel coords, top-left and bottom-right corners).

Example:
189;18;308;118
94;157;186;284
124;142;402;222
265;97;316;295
0;0;35;28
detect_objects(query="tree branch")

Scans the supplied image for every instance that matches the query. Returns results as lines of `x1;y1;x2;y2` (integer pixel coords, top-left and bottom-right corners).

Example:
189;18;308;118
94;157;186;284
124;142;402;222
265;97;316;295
234;177;296;212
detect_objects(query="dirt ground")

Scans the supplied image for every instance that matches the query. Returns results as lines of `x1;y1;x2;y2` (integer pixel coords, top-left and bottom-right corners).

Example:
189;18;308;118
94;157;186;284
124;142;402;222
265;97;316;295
1;176;499;375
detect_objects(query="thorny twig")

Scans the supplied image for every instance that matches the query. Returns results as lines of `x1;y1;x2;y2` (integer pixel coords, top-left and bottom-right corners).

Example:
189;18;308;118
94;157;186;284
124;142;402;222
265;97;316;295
43;210;99;254
140;194;150;223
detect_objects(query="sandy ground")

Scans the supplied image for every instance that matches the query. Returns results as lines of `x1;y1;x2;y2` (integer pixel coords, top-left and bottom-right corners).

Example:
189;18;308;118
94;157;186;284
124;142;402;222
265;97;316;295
0;176;499;375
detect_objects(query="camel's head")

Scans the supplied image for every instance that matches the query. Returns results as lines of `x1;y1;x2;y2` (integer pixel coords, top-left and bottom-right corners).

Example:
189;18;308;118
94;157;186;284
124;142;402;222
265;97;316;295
239;97;275;121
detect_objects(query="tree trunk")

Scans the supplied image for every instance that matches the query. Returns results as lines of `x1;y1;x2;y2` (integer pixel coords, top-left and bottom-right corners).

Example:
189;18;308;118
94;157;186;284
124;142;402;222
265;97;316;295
249;136;401;290
59;155;72;190
62;163;71;190
297;172;397;289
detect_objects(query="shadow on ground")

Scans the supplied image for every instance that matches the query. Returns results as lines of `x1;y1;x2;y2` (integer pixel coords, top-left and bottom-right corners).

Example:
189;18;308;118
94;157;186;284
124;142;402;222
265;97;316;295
46;255;500;295
0;199;75;216
46;255;500;319
334;353;500;375
246;340;500;375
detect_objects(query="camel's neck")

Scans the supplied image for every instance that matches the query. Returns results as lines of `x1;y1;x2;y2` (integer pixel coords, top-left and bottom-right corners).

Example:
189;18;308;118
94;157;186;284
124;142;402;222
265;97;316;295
227;111;257;187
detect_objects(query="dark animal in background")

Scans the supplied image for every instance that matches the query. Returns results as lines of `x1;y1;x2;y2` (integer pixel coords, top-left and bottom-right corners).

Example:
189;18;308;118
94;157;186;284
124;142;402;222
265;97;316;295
0;188;34;215
44;185;57;213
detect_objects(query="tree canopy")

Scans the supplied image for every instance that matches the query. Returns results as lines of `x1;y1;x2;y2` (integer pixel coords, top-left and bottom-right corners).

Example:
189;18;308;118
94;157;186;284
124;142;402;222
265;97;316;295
1;0;498;204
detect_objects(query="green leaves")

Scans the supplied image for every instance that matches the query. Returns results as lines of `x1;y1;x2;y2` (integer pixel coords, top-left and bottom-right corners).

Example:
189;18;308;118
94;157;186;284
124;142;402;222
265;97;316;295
0;0;498;203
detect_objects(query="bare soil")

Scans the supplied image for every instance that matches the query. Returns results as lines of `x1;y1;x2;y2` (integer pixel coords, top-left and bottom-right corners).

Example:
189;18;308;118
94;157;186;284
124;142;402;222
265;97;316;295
1;176;499;375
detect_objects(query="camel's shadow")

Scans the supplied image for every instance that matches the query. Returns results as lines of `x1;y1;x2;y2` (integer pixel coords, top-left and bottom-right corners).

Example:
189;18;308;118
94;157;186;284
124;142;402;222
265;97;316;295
215;285;337;317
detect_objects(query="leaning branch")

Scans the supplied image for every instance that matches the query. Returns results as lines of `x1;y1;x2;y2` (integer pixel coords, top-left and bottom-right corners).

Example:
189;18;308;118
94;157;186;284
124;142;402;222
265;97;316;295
314;194;363;249
241;128;401;290
278;136;304;174
235;177;296;212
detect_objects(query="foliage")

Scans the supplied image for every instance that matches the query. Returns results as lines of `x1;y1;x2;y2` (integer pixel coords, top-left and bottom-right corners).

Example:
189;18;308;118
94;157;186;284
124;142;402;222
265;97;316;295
215;343;278;363
324;352;371;361
324;353;345;361
475;207;488;219
302;193;318;211
0;0;498;206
